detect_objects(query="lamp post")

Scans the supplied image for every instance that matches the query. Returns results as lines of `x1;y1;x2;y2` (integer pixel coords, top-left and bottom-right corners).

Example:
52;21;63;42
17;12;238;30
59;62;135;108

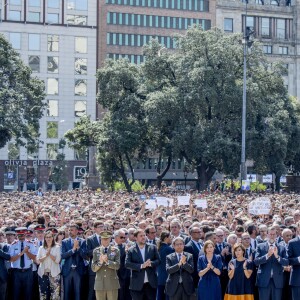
183;166;188;190
241;0;254;182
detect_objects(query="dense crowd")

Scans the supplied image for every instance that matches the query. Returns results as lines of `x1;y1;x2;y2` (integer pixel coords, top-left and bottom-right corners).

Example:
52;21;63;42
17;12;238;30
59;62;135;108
0;187;300;300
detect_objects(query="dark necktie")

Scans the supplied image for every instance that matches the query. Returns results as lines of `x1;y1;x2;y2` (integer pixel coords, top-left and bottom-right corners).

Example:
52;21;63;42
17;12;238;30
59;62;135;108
218;244;222;253
39;241;43;247
20;242;25;269
104;247;108;254
178;254;182;283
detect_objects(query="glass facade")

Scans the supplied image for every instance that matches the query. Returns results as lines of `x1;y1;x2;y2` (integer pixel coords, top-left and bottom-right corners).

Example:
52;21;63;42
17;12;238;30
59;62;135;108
105;0;209;12
107;53;145;64
107;12;211;30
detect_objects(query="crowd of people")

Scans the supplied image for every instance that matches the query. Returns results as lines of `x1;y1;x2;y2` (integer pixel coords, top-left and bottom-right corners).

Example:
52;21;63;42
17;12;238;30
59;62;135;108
0;187;300;300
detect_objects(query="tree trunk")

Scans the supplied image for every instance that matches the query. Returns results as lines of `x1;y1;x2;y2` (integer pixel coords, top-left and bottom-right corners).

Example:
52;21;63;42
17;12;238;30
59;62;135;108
120;170;132;192
275;173;281;192
156;155;172;189
196;162;216;191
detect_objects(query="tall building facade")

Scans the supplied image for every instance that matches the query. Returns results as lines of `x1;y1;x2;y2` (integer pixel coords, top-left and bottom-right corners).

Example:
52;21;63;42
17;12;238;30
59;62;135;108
0;0;97;191
216;0;300;99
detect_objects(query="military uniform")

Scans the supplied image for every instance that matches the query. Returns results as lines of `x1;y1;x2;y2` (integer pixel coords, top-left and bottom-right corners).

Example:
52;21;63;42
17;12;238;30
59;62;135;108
92;231;120;300
9;227;37;300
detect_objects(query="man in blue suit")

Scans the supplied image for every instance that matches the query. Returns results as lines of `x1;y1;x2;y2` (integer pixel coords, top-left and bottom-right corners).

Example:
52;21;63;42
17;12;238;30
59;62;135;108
288;223;300;300
254;226;289;300
61;224;85;300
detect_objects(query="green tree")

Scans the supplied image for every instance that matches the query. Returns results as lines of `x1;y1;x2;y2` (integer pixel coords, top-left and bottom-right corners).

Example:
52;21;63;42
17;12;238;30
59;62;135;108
0;34;45;148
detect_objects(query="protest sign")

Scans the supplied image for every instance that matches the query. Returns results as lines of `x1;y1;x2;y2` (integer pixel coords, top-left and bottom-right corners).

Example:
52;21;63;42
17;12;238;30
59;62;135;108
248;197;271;215
156;197;173;207
194;199;208;209
177;195;190;206
145;200;156;210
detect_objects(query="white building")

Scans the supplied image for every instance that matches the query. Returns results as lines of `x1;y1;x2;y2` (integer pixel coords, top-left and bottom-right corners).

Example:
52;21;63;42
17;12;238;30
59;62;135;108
0;0;97;190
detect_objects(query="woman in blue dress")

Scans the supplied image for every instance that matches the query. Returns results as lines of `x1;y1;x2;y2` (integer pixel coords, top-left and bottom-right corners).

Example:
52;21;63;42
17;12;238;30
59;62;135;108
198;240;222;300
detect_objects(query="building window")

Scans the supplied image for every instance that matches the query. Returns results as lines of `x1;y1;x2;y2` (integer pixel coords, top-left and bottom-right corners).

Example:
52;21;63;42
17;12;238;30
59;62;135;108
75;58;87;75
75;37;87;53
75;79;87;96
47;13;59;23
47;121;58;138
246;16;254;30
8;10;21;21
282;63;288;75
224;18;233;32
263;45;272;54
28;12;40;22
28;34;40;50
278;46;288;55
48;35;59;52
74;148;86;160
276;19;286;39
67;15;87;25
47;78;59;95
9;32;21;49
28;55;40;72
47;100;58;117
47;56;59;73
48;0;59;8
74;100;87;117
28;0;41;6
261;17;270;37
46;144;58;159
9;0;21;5
67;0;88;10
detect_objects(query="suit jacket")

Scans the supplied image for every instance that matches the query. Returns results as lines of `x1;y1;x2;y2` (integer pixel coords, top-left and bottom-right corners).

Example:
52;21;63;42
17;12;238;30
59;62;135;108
61;237;86;276
214;242;232;270
0;243;10;282
125;243;160;291
91;245;120;291
184;240;202;287
116;243;131;285
254;241;288;288
83;234;100;276
157;243;174;285
165;252;195;297
288;236;300;286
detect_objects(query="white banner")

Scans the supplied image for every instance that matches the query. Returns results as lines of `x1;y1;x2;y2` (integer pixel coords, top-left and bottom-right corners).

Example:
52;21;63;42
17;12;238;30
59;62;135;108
248;197;271;215
194;199;208;209
177;195;190;206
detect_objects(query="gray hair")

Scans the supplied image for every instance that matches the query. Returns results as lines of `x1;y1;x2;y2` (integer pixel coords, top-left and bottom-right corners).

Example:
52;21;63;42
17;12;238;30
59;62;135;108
172;236;184;246
114;229;125;238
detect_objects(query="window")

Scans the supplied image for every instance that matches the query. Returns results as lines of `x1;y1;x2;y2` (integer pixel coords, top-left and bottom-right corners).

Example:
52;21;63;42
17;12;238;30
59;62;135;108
282;63;288;75
263;45;272;54
48;35;59;52
47;78;59;95
28;0;40;6
75;148;86;160
47;121;58;138
47;13;59;23
74;100;87;117
8;143;20;159
276;19;286;39
246;16;254;30
75;37;87;53
28;34;40;50
28;12;40;22
28;55;40;72
75;79;87;96
9;0;21;4
224;18;233;32
8;10;21;21
9;32;21;49
47;100;58;117
48;0;59;8
261;18;270;37
67;0;88;10
46;144;58;160
67;15;87;25
75;58;87;75
278;46;288;55
47;56;59;73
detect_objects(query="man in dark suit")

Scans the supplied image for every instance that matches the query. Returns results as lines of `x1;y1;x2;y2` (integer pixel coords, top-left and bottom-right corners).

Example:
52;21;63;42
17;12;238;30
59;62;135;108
0;242;10;300
114;229;131;300
214;228;232;297
125;229;160;300
145;226;159;246
288;224;300;300
61;224;86;300
82;221;103;300
254;226;289;300
166;237;194;300
184;226;202;291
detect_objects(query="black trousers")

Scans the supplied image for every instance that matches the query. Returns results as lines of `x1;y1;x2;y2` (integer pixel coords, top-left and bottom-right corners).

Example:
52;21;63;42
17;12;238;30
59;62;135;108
130;283;156;300
291;287;300;300
118;277;132;300
88;275;96;300
12;269;33;300
258;278;282;300
170;283;190;300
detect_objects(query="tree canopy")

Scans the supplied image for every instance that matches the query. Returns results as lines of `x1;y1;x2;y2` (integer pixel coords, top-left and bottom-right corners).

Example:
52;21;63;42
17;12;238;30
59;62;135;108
0;34;46;149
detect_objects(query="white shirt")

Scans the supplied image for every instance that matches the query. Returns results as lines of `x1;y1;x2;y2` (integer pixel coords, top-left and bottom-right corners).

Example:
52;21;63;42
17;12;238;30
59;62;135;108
139;246;148;283
36;245;61;278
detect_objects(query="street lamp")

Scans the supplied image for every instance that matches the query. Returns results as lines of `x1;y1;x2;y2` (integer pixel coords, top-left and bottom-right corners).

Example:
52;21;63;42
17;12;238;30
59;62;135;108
183;166;188;190
241;0;254;182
